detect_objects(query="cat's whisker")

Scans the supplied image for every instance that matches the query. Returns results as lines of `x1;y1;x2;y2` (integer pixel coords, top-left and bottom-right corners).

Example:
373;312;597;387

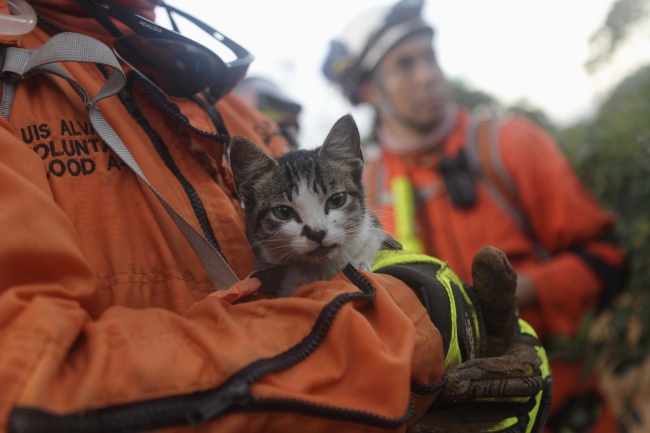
239;241;259;254
232;114;388;297
278;249;298;263
267;245;296;259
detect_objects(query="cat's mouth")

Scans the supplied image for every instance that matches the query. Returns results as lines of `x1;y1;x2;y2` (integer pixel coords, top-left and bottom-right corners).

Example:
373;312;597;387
307;244;339;258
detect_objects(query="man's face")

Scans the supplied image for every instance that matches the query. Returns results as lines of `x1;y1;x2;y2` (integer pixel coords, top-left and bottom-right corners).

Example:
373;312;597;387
369;33;452;132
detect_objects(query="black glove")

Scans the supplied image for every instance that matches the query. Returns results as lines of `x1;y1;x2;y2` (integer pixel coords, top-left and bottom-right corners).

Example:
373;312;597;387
373;246;553;433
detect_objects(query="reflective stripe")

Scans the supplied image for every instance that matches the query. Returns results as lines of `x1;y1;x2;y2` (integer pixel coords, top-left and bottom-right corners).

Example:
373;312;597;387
391;176;425;253
372;250;459;367
371;250;475;369
386;177;442;253
435;260;465;369
519;319;552;433
466;110;551;261
478;319;551;433
365;147;443;249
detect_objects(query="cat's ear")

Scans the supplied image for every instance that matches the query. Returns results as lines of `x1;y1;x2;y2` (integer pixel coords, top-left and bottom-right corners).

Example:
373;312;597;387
319;114;363;163
229;136;278;190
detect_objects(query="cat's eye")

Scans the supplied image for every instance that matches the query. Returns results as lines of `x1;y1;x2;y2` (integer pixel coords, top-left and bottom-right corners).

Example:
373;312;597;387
326;192;347;210
273;205;296;220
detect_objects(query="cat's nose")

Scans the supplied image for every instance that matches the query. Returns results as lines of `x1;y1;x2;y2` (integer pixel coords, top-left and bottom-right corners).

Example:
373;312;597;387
302;226;326;243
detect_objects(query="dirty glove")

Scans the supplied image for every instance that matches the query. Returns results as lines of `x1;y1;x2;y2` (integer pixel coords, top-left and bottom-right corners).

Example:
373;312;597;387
373;246;553;433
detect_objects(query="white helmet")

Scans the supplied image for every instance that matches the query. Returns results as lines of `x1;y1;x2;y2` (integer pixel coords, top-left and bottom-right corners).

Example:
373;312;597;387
322;0;433;104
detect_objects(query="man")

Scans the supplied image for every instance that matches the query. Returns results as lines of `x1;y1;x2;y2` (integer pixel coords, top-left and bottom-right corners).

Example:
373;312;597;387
323;1;628;432
0;0;548;432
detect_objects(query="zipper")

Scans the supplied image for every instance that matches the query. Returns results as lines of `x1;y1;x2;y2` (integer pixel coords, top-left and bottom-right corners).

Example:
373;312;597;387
185;265;380;425
412;378;447;395
9;265;442;433
186;379;252;426
18;15;445;431
135;73;230;143
233;395;416;429
118;76;223;254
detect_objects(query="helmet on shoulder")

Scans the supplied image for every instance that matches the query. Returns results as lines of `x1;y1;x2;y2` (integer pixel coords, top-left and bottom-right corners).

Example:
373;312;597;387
322;0;433;105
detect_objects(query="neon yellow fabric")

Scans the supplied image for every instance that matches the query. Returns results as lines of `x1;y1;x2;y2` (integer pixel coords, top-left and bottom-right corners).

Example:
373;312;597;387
487;416;520;431
390;176;424;253
372;249;444;271
373;250;550;432
372;249;479;369
484;319;552;433
477;319;550;432
519;319;551;433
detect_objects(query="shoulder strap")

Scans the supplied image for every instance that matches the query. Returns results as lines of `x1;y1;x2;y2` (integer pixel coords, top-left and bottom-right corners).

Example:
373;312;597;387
465;108;550;259
362;142;383;212
475;118;519;213
0;32;239;290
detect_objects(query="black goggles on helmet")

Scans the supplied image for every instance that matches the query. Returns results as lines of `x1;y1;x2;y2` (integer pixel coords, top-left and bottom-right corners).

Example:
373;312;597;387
76;0;254;99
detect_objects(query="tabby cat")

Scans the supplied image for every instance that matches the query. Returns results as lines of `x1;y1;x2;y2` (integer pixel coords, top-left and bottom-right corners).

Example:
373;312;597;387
229;114;388;297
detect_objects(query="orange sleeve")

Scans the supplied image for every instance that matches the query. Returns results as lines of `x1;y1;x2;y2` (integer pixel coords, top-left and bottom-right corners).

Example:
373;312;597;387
0;118;442;428
499;116;627;338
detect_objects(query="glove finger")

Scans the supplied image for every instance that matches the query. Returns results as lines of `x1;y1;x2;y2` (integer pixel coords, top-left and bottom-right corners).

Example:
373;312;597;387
438;336;543;403
471;246;517;357
441;370;543;402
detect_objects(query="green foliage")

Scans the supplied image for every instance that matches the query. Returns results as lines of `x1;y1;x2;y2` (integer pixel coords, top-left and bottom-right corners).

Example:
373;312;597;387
554;64;650;388
506;98;559;137
560;64;650;289
451;62;650;430
586;0;650;73
449;60;650;383
449;80;557;134
453;64;650;382
449;79;498;111
449;2;650;425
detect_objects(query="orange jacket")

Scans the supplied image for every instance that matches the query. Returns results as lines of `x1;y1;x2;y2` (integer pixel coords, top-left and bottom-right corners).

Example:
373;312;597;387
365;109;627;427
0;2;444;432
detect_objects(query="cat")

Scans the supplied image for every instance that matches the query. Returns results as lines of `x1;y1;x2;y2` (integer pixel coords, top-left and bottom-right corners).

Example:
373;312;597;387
229;114;389;297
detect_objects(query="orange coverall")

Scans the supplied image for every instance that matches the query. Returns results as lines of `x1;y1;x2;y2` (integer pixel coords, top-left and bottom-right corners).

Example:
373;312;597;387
0;1;444;431
365;109;628;433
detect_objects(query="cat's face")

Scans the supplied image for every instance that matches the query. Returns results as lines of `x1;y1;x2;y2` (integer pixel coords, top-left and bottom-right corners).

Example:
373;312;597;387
230;114;366;266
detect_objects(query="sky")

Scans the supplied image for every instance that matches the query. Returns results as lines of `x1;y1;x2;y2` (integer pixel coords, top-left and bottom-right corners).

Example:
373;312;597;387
164;0;650;149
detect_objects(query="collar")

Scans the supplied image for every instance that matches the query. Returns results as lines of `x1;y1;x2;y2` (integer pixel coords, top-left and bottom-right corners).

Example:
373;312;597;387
381;108;470;169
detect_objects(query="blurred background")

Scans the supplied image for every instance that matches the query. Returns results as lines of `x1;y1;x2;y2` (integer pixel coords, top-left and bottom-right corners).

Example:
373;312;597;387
164;0;650;430
163;0;650;148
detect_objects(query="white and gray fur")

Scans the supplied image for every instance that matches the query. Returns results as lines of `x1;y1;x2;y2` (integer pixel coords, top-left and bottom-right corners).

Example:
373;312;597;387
229;114;386;297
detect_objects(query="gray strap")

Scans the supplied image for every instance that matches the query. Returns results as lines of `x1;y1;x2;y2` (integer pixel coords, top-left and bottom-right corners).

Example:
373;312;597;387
1;32;239;290
0;79;15;120
466;111;528;227
466;114;530;232
466;108;550;260
463;106;489;174
485;117;517;199
88;110;240;289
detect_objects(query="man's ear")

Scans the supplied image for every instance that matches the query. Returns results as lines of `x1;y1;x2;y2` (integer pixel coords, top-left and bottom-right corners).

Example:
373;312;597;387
357;79;380;106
